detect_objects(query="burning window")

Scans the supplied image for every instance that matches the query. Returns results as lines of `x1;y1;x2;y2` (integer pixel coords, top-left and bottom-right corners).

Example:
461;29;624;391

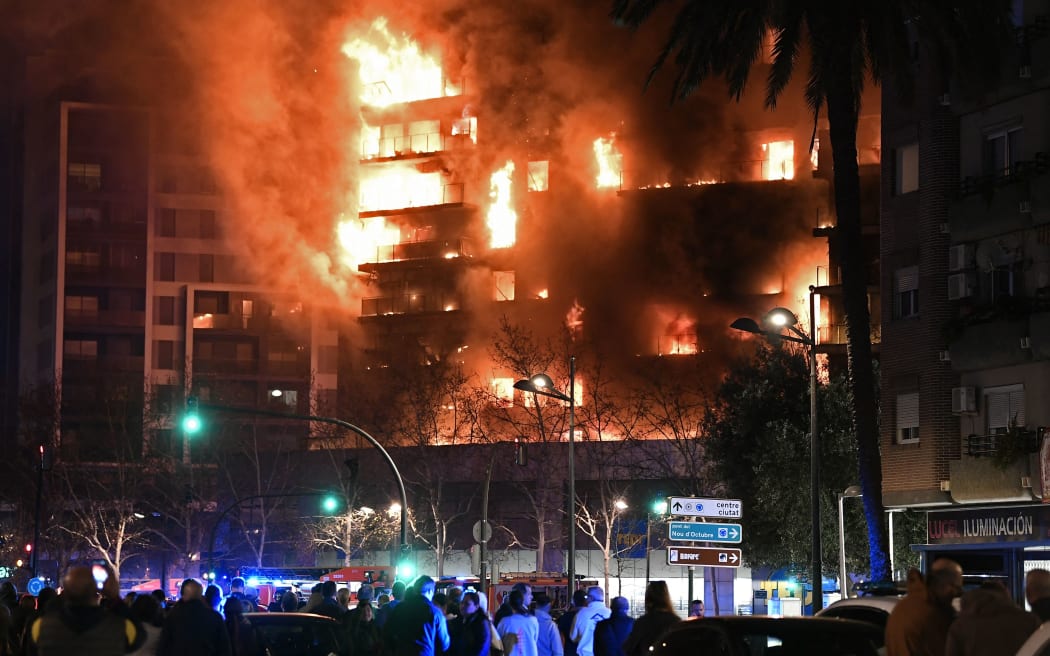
528;161;549;192
342;18;448;107
451;117;477;144
762;141;794;180
658;314;698;355
487;161;517;248
360;167;446;212
408;120;441;154
493;271;515;301
594;137;622;189
491;377;514;408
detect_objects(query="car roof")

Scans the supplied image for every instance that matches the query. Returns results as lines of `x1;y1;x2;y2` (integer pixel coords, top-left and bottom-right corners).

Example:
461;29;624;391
245;612;339;624
667;616;883;635
818;596;901;614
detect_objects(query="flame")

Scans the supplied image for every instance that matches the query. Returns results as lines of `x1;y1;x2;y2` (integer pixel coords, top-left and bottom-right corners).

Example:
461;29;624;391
763;140;795;180
342;18;448;107
337;216;401;271
566;299;585;339
487;160;516;248
661;314;698;355
536;289;549;299
594;136;622;189
360;165;446;212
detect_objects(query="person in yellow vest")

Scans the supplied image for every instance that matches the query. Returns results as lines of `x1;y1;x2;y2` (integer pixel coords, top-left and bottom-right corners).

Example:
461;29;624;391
30;565;143;655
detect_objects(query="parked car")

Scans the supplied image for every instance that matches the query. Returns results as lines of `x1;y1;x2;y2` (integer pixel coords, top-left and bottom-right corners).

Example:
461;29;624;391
650;616;884;656
242;612;349;656
817;594;901;629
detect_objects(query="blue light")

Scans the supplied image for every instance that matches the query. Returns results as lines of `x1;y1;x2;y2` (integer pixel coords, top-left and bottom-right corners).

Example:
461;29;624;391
247;577;260;587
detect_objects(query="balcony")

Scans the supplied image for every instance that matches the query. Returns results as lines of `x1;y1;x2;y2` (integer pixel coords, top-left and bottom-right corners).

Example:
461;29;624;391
946;304;1050;372
950;153;1050;242
63;355;145;375
192;358;259;375
815;323;882;349
361;293;461;317
949;429;1047;503
357;238;474;270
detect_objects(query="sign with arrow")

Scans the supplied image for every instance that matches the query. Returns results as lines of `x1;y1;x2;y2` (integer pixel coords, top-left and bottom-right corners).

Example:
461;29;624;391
667;546;742;568
668;521;742;543
668;497;742;519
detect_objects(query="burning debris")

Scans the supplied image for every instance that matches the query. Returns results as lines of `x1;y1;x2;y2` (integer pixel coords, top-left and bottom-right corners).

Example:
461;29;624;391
486;160;516;249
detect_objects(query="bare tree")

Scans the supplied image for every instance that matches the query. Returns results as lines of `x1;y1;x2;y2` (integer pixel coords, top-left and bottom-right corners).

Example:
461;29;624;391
575;443;636;597
307;505;398;566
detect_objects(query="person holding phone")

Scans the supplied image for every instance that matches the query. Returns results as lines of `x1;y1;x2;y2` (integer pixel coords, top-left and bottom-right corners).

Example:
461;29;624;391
28;564;144;655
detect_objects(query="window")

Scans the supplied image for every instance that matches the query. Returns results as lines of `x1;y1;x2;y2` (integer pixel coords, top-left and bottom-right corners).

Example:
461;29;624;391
986;385;1025;434
64;339;98;359
66;249;101;269
154;340;174;370
493;271;515;301
155;296;176;325
156;253;175;281
68;206;102;227
199;254;214;283
408;120;440;153
491;377;513;408
990;265;1018;300
894;143;919;194
984;127;1023;176
195;291;228;315
68;163;102;192
156;209;176;237
894;266;919;318
896;392;920;443
65;295;99;318
200;210;216;239
528;161;549;192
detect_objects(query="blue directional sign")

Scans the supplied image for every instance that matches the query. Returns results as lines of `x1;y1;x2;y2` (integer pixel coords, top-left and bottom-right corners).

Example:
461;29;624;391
668;521;743;544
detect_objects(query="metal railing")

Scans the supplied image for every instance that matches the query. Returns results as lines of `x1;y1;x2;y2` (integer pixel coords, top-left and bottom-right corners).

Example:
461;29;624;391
966;430;1040;458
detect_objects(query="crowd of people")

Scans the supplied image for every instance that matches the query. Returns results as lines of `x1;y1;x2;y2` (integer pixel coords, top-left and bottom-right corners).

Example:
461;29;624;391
884;558;1050;656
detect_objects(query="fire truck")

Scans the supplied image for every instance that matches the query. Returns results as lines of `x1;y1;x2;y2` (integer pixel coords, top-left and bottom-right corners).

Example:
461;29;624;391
488;572;597;613
320;566;395;599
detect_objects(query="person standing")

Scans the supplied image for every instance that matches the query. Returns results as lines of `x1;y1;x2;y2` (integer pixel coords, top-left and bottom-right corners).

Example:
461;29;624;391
449;591;491;656
351;602;384;656
593;597;632;656
1026;569;1050;621
945;582;1039;656
157;578;232;656
570;587;610;656
885;559;963;656
534;593;563;656
558;590;587;656
687;600;704;618
497;589;539;656
314;581;345;620
495;583;533;627
29;566;144;656
376;580;407;629
383;575;451;656
228;578;257;613
622;581;680;656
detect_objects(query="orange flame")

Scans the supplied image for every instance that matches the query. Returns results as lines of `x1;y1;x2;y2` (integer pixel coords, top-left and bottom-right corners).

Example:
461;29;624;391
487;161;516;248
763;140;795;180
360;164;446;212
594;136;622;189
337;216;401;271
342;18;448;107
566;299;585;339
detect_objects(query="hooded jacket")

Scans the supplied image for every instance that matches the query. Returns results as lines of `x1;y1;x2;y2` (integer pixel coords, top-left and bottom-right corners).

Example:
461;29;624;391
30;601;142;656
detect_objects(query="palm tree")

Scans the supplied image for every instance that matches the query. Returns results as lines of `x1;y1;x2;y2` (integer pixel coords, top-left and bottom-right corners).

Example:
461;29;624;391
610;1;1012;580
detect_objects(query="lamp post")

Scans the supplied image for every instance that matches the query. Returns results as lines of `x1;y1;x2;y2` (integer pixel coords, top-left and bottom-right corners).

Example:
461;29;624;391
837;485;862;598
645;500;667;588
732;286;821;612
514;355;576;592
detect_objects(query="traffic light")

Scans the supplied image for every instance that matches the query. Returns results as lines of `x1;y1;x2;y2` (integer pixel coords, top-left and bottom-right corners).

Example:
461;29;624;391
396;544;414;580
321;495;340;515
652;499;668;515
182;397;202;435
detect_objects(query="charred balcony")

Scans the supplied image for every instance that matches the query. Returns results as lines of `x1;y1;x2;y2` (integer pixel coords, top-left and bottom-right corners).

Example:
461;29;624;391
360;292;463;318
356;238;475;272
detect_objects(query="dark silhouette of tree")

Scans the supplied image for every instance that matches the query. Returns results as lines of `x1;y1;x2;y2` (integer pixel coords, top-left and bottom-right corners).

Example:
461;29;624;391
610;1;1013;579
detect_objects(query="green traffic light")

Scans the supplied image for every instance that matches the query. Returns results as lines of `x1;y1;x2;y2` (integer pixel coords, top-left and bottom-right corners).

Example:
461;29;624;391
322;496;339;514
182;397;202;435
397;560;415;579
652;499;668;515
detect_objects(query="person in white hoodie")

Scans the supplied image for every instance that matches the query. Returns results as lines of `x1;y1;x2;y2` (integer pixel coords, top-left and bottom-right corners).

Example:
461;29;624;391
570;587;610;656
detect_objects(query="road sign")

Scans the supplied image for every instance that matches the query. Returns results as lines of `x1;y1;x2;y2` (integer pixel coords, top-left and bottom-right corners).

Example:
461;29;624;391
473;520;493;543
667;546;742;568
667;497;742;519
668;521;742;543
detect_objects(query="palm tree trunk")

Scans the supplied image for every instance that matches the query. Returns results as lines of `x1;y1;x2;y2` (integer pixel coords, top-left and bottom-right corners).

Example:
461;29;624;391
824;68;891;581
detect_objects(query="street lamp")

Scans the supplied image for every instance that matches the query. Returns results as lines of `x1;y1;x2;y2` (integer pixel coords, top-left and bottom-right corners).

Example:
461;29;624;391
837;485;862;598
733;286;821;612
646;499;667;588
514;356;576;592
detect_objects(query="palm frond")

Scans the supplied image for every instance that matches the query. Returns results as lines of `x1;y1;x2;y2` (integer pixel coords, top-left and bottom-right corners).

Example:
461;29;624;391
765;2;805;109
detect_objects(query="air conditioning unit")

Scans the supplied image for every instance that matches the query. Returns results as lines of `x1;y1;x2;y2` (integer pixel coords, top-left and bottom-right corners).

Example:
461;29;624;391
938;350;952;362
952;386;977;414
940;480;952;492
1021;336;1032;349
1021;476;1033;489
948;244;973;272
938;93;951;106
947;273;974;300
1020;200;1032;213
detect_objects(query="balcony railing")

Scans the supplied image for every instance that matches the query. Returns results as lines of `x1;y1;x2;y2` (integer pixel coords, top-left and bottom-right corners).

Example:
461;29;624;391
966;430;1041;458
362;238;474;266
816;323;882;345
958;152;1050;197
64;309;146;327
361;293;461;317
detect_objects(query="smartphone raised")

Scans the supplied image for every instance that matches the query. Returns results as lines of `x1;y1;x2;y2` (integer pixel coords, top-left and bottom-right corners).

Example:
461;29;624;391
91;564;108;590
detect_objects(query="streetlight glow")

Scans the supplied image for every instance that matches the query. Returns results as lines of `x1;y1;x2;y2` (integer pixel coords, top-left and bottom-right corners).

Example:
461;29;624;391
614;499;628;510
388;502;402;516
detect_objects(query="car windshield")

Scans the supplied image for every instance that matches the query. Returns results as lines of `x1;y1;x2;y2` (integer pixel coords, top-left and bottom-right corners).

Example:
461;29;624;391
654;621;883;656
252;620;344;656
